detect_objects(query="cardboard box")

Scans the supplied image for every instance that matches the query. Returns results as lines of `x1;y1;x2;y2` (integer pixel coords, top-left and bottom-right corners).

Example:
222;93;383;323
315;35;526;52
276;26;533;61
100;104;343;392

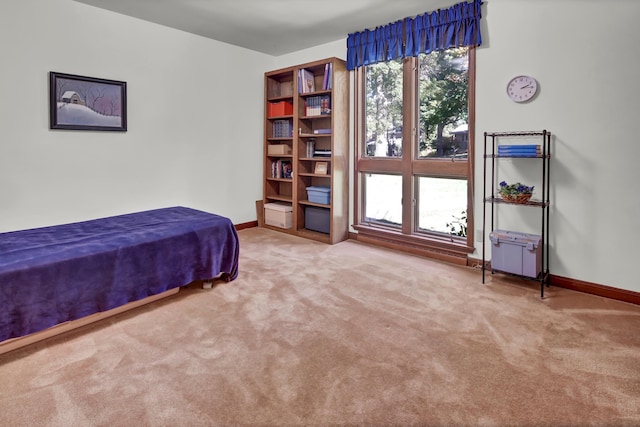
489;229;542;278
264;202;292;229
267;144;291;155
306;186;330;204
268;101;293;117
305;206;330;234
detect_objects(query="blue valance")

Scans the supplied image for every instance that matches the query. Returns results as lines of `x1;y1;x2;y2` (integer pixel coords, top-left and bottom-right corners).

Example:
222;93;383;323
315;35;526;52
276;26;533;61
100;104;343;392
346;0;483;70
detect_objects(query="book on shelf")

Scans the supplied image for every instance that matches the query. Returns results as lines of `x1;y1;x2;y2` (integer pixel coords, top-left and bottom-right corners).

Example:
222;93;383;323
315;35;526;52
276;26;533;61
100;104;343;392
497;148;541;153
305;95;331;116
273;119;293;138
314;149;331;157
271;160;293;179
322;63;332;90
497;144;541;156
322;63;329;91
299;68;315;93
306;139;315;158
305;96;319;116
281;161;293;179
313;128;331;134
497;144;540;150
321;95;331;115
324;63;332;90
497;153;541;157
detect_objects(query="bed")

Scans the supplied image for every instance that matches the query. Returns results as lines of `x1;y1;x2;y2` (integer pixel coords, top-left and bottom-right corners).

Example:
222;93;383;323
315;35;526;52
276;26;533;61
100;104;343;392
0;206;239;352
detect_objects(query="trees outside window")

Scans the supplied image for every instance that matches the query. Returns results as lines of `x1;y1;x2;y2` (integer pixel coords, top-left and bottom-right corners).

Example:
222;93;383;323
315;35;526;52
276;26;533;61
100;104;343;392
354;47;475;260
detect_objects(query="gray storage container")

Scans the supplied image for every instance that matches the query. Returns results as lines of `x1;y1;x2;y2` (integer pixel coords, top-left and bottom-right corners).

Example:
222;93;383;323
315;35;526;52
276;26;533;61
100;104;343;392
305;206;330;234
489;229;542;278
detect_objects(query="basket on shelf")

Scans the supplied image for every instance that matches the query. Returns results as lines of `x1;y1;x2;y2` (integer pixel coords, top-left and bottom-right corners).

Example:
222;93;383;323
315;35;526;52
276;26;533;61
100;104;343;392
498;181;534;204
500;193;532;204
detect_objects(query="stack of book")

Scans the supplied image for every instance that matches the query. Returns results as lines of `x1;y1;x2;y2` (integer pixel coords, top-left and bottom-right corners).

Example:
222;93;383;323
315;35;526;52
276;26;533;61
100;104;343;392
305;95;331;116
273;120;293;138
271;160;293;179
497;144;541;157
314;149;331;157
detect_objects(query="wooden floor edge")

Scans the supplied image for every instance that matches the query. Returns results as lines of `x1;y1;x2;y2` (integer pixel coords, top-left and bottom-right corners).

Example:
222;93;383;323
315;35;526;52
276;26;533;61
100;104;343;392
549;274;640;306
0;287;180;356
466;255;639;306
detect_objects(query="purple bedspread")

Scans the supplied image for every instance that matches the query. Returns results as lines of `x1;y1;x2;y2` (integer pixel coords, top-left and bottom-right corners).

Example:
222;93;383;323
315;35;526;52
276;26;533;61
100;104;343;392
0;207;239;342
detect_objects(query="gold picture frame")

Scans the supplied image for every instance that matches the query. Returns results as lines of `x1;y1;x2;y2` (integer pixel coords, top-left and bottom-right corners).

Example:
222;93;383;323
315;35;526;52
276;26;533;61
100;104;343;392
314;162;328;175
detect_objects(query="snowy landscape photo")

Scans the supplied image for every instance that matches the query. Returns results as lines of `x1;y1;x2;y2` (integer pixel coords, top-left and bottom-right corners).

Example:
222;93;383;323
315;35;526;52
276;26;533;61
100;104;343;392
49;72;127;131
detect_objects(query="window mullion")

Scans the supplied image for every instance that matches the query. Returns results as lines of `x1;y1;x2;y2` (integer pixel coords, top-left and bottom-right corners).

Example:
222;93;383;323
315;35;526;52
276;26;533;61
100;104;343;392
401;57;417;235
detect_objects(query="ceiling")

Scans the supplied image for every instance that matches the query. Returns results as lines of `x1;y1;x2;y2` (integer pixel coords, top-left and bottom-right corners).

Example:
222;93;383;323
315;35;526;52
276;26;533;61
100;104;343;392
73;0;457;56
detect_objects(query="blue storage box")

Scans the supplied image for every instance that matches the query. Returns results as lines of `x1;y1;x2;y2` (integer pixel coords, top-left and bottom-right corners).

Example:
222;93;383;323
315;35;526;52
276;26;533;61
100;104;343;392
305;206;330;234
306;186;330;204
489;229;542;278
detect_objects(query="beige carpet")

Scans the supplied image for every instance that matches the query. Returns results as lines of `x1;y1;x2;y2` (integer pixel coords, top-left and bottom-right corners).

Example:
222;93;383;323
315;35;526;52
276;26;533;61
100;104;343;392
1;227;639;426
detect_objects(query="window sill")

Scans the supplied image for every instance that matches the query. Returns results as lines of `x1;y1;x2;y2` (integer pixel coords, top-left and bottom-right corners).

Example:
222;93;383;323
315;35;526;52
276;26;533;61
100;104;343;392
352;224;473;265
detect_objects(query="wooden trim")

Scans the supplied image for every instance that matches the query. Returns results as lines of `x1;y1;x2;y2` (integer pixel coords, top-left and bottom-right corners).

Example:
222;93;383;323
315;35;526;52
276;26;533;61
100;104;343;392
466;47;476;253
467;255;640;306
235;221;258;231
355;233;467;265
550;274;640;306
351;226;469;265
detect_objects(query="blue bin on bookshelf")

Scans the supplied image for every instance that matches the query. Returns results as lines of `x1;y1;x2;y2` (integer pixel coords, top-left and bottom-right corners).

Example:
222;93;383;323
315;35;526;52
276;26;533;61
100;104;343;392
306;186;330;204
305;206;330;234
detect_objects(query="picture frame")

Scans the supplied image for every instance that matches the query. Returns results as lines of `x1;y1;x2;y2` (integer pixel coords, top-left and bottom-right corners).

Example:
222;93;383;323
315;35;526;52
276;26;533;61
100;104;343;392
49;71;127;131
314;161;328;175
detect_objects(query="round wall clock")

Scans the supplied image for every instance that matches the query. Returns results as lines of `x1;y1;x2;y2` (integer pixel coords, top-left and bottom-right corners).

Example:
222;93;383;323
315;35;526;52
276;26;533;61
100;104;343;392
506;75;538;103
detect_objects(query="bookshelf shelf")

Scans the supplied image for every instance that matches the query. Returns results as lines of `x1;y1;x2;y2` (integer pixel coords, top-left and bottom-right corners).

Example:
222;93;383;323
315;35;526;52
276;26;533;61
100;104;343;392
262;57;349;244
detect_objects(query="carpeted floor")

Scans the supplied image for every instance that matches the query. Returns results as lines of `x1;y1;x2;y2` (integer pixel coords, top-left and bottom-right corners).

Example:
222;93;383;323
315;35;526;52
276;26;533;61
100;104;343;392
1;227;639;426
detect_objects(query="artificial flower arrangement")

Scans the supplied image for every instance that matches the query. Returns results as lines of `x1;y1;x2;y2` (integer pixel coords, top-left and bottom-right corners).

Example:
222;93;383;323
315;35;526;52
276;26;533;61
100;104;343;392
498;181;535;204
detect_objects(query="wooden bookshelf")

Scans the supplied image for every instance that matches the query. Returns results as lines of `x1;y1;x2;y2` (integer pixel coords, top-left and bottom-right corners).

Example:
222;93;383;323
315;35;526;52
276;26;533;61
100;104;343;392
263;57;349;244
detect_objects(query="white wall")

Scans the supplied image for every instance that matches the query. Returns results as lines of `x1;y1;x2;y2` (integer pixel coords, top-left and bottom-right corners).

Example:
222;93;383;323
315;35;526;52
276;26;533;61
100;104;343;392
2;0;639;294
475;0;640;292
277;1;640;293
0;0;273;231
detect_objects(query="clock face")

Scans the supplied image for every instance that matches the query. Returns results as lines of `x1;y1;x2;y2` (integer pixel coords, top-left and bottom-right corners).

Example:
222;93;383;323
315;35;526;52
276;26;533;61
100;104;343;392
507;75;538;103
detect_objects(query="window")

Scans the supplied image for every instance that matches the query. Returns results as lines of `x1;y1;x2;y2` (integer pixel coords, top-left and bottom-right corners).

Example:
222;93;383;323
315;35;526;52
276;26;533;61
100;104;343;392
354;48;475;261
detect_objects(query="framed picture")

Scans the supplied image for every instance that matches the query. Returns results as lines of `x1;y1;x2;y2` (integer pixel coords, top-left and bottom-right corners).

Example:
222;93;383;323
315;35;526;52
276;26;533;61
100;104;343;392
49;71;127;131
314;161;328;175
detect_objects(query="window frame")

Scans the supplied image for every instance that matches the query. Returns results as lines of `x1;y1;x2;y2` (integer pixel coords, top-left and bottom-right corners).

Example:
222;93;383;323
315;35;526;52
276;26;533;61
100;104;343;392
353;48;476;262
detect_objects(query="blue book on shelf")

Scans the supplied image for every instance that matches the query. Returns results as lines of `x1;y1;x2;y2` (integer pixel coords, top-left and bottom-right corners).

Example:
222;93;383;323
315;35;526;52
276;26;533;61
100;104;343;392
497;149;541;154
497;153;540;157
498;144;540;150
497;147;541;153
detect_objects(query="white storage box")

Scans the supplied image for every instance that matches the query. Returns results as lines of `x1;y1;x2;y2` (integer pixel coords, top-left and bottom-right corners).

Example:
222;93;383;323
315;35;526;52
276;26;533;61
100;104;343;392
264;202;293;229
489;229;542;278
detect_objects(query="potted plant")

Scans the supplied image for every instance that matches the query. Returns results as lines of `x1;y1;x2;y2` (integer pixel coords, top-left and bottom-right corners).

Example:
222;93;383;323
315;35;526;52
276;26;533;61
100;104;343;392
498;181;534;204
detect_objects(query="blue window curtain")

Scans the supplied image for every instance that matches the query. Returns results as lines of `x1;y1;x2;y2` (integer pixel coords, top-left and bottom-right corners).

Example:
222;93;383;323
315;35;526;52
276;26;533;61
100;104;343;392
346;0;482;70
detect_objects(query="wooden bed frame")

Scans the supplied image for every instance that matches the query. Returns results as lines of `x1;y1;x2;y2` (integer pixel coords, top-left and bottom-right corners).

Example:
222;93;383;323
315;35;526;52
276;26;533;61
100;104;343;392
0;288;179;356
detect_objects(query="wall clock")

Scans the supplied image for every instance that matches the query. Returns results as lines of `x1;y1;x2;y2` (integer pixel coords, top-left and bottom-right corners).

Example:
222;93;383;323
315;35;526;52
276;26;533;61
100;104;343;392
506;75;538;103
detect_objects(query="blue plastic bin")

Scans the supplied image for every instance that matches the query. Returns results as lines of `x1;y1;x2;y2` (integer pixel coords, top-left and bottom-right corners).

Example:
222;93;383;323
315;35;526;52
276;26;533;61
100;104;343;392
306;186;331;204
